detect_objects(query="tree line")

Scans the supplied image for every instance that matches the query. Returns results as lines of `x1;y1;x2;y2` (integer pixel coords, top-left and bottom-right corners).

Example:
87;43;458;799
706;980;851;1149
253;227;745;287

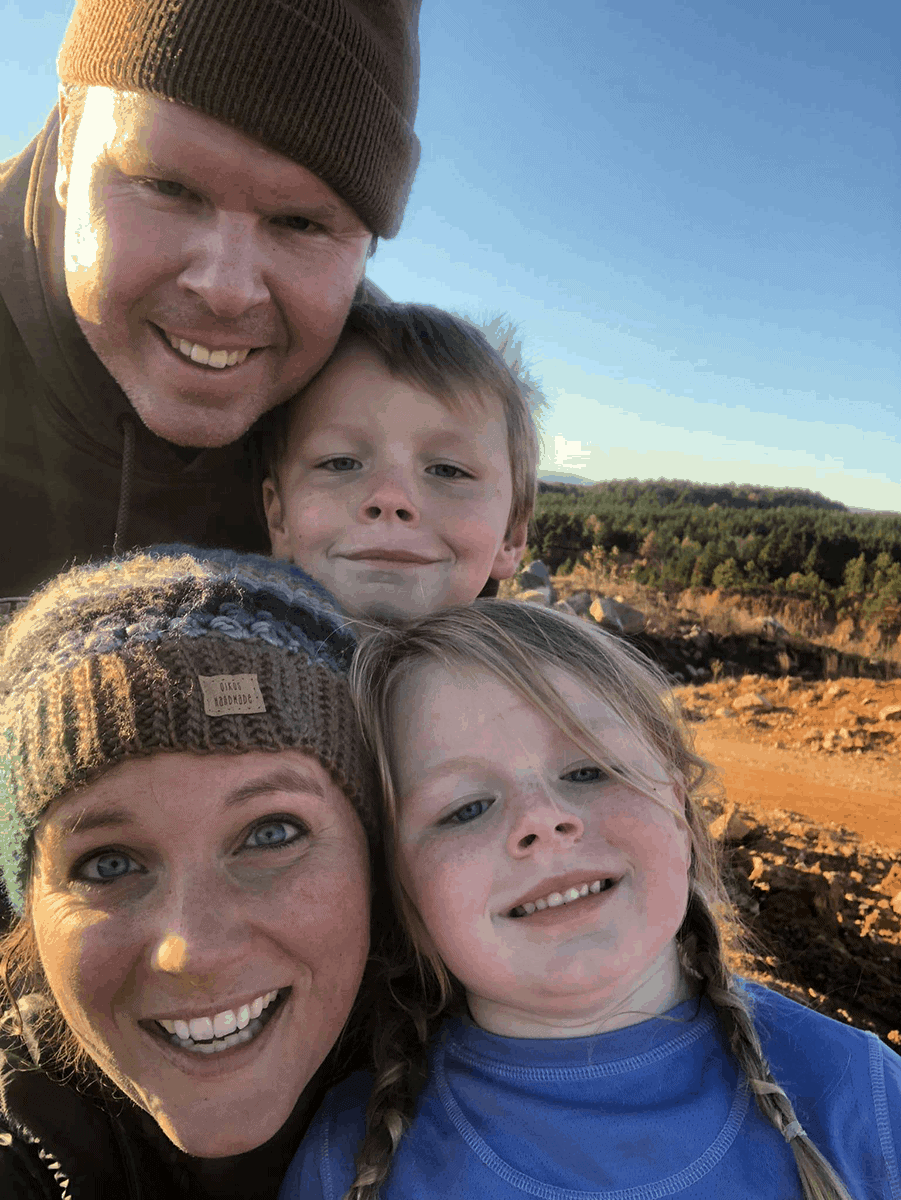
530;480;901;632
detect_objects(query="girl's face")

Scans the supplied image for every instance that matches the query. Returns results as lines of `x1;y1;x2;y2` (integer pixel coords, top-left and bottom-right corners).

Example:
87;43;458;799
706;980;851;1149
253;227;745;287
30;749;370;1157
390;664;693;1039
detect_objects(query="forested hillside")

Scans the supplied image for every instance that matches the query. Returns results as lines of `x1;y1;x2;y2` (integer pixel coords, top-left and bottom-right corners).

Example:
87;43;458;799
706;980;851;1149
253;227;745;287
530;480;901;635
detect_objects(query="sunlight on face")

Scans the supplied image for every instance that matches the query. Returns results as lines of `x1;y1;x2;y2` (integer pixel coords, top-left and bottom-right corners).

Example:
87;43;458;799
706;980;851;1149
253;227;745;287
389;663;693;1038
30;750;370;1156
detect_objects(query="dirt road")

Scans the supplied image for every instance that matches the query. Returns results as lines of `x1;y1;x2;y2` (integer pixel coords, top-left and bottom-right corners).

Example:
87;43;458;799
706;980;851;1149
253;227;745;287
692;727;901;851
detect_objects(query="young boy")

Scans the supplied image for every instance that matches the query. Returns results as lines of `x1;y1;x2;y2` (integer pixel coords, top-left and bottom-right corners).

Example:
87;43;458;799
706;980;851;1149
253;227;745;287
262;303;539;620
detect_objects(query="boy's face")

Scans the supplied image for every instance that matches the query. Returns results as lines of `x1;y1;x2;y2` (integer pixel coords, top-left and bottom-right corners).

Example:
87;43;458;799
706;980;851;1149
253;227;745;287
263;341;527;619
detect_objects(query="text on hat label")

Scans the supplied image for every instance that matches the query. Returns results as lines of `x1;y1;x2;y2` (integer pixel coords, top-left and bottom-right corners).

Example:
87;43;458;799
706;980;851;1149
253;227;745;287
198;674;267;716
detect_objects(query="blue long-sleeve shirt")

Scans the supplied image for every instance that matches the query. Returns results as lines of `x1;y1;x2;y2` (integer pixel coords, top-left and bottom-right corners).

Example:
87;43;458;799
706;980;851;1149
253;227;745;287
280;982;901;1199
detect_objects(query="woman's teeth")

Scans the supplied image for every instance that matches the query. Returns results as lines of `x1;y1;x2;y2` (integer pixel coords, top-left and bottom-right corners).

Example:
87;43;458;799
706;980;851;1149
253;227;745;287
510;878;614;918
167;335;251;369
156;990;281;1054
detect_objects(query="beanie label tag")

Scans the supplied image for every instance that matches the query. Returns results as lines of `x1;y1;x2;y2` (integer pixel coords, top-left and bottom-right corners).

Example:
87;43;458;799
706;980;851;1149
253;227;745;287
198;674;267;716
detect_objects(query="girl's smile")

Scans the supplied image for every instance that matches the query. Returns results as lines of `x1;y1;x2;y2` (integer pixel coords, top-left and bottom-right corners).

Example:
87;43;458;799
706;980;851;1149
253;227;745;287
389;663;694;1039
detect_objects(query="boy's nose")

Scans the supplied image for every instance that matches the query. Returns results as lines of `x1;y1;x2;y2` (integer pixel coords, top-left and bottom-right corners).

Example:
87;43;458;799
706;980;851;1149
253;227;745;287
359;473;420;526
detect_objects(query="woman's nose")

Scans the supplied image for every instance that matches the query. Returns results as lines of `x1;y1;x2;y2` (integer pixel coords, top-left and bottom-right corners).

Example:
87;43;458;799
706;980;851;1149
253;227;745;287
178;213;270;319
148;879;248;985
357;471;420;526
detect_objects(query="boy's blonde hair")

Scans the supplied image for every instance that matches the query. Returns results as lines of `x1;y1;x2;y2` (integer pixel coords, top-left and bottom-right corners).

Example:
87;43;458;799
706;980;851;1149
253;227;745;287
263;302;540;540
347;601;855;1200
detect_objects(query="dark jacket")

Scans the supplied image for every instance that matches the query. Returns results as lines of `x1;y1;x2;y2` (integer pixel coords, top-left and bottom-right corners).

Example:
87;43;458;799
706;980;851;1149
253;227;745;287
0;112;385;600
0;997;330;1199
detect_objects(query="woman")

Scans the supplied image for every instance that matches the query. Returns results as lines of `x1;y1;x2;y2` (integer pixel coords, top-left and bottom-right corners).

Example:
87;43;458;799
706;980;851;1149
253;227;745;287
0;545;378;1198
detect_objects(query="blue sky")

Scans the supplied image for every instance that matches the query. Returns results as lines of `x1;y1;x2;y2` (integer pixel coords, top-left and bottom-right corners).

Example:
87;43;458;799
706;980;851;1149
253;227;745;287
3;0;899;510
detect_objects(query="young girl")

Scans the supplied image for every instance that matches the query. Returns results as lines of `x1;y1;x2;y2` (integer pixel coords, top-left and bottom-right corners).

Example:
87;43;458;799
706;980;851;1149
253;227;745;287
280;601;901;1200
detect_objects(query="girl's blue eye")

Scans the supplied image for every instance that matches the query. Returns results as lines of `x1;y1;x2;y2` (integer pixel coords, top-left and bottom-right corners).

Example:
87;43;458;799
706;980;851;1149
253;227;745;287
445;798;493;825
562;766;608;784
78;851;139;883
245;819;303;849
428;463;469;480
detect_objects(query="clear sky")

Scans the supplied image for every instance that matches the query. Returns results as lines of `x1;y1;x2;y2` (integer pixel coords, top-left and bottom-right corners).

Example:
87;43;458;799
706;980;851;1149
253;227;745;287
3;0;899;510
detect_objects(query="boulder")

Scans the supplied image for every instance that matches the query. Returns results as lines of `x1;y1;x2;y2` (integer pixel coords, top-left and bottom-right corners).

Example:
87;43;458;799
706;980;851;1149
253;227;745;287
563;590;593;617
553;599;576;615
878;705;901;722
731;692;773;714
760;616;790;640
518;560;553;592
709;805;754;843
517;587;553;607
589;595;646;635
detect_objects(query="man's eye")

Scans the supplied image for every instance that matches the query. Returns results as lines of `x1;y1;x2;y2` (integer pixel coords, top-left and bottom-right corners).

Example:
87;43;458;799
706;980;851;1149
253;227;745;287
147;178;191;199
276;215;315;233
428;463;471;480
319;456;361;472
562;766;608;784
244;819;304;850
444;798;493;826
77;851;140;883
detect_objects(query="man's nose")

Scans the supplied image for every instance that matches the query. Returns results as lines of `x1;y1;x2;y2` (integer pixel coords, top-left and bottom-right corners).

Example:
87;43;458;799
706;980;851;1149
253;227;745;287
177;213;270;319
358;470;420;526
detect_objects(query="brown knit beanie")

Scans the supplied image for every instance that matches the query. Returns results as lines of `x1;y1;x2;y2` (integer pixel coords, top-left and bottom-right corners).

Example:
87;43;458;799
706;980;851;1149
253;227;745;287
56;0;421;238
0;546;377;914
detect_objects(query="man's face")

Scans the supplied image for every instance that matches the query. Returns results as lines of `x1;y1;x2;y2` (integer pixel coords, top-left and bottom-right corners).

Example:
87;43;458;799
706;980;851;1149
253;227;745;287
56;87;372;448
263;341;527;620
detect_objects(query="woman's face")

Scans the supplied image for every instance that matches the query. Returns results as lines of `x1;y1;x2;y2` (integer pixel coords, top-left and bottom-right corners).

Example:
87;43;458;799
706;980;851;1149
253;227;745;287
30;749;370;1157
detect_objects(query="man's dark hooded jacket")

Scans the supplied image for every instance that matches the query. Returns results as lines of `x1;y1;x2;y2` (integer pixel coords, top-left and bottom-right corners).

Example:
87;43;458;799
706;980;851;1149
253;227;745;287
0;111;382;600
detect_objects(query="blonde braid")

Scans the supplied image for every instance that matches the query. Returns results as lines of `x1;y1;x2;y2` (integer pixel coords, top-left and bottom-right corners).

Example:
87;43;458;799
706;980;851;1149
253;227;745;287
342;961;440;1200
681;891;855;1200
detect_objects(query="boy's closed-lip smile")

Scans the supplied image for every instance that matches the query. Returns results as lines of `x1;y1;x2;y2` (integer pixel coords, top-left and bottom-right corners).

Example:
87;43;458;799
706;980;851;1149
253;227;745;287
340;548;443;565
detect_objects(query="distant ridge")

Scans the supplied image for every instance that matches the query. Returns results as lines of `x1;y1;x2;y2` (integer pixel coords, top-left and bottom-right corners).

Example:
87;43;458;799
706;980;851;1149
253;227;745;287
537;471;597;486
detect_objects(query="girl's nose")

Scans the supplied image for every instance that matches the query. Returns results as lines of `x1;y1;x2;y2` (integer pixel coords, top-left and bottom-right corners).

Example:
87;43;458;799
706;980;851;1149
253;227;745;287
358;472;420;526
506;793;585;856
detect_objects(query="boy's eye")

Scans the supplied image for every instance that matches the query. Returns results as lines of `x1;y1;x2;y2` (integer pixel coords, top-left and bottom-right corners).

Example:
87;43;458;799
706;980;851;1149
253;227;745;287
319;456;361;473
76;850;142;884
243;818;305;850
561;765;608;784
443;798;494;826
427;463;471;480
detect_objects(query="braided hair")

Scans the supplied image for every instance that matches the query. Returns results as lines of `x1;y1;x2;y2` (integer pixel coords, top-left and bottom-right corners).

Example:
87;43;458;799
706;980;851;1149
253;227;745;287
347;600;855;1200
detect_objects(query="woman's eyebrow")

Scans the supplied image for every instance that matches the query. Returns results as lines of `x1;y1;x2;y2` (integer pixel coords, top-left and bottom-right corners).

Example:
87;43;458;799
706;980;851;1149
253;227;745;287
223;768;327;808
58;808;132;837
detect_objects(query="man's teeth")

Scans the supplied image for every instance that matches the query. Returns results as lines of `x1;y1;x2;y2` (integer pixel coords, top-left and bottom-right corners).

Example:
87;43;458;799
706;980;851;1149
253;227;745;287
167;335;251;369
510;878;613;917
157;990;279;1051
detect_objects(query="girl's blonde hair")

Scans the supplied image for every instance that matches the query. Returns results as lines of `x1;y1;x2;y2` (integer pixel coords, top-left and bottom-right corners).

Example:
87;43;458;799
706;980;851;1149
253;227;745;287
346;600;854;1200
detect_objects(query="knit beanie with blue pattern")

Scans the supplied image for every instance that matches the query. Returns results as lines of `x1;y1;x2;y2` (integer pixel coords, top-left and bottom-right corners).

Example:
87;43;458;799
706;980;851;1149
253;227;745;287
0;545;375;914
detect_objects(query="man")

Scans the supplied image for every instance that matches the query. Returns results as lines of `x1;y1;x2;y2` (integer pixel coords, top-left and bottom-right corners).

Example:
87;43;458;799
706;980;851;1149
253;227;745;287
0;0;420;598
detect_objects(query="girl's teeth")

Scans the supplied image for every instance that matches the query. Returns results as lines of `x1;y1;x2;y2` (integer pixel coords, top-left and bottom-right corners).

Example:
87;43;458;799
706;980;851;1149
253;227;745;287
512;879;612;917
213;1008;237;1038
236;1004;251;1030
174;1019;190;1040
250;996;264;1020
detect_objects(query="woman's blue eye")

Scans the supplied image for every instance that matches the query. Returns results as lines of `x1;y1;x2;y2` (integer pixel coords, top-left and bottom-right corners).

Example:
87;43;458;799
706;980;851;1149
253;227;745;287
79;851;138;883
562;766;607;784
445;798;493;825
245;820;302;849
